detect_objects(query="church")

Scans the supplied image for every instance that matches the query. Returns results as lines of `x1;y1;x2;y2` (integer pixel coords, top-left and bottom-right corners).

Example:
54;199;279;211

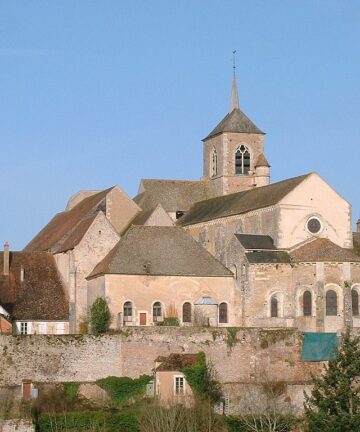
1;72;360;335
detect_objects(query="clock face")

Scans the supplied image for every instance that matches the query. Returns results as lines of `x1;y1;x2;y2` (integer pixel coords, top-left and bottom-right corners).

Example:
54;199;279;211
307;217;322;234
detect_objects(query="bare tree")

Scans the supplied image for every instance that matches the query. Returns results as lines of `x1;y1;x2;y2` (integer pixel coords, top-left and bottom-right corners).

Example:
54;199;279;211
235;375;296;432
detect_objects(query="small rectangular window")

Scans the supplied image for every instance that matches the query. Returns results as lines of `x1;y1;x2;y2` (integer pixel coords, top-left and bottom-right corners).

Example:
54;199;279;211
20;322;28;335
175;376;185;395
176;211;185;220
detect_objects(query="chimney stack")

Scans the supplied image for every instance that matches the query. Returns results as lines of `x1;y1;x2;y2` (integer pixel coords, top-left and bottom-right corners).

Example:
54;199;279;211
3;242;9;276
20;265;24;282
357;219;360;233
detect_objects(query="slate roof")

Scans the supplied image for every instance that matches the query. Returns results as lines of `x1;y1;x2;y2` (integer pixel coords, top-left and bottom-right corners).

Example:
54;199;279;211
290;238;360;263
134;179;217;213
246;251;291;264
204;108;264;141
0;252;68;321
255;153;270;168
156;353;199;372
179;174;310;226
25;187;114;253
88;226;233;278
236;234;276;250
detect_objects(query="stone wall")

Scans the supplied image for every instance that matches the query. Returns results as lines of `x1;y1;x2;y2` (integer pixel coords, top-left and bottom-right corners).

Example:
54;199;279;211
0;420;34;432
0;328;323;411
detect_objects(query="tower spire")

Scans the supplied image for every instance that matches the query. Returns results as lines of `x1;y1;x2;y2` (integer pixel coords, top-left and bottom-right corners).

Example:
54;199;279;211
229;50;239;112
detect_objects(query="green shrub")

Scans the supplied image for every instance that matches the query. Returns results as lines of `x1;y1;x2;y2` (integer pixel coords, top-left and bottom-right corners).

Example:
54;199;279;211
37;411;137;432
183;352;222;403
96;375;152;405
63;382;80;405
90;298;111;334
156;317;179;326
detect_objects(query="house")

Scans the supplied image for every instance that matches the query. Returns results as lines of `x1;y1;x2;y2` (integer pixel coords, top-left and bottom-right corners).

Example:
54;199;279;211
0;242;69;335
155;353;197;405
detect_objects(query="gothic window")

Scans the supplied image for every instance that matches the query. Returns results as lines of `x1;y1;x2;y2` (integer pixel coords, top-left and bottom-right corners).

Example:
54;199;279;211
219;303;228;323
303;291;312;316
153;302;162;322
123;301;133;322
211;149;218;177
182;302;192;323
235;145;250;175
270;296;278;318
326;290;337;316
352;290;359;316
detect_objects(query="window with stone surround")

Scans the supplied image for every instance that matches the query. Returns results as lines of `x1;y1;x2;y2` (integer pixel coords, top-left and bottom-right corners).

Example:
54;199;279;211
270;296;278;318
182;302;192;323
174;376;185;395
352;290;359;316
123;301;133;322
326;290;337;316
20;322;28;335
219;302;228;323
303;291;312;316
153;302;162;322
235;145;250;175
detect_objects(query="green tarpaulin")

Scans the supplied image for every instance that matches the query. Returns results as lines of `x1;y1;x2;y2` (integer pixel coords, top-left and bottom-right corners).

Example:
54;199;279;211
301;332;338;361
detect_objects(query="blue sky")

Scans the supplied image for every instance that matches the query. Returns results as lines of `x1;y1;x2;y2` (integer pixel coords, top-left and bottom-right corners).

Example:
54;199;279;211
1;1;359;249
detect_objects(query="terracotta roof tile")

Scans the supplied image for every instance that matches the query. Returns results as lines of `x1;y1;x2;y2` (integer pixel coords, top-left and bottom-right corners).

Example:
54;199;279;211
156;353;199;371
0;252;68;321
24;187;114;253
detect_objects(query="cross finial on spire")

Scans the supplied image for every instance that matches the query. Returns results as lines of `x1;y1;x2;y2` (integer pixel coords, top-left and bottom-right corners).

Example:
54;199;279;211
229;50;239;112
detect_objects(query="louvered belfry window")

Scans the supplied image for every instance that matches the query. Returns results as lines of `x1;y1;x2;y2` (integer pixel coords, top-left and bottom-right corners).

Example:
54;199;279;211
303;291;312;316
326;290;337;316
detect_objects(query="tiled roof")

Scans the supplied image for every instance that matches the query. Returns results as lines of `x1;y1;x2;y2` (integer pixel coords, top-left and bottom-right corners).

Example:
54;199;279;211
0;252;68;321
134;179;217;213
204;108;264;141
236;234;276;250
24;187;114;253
246;251;291;264
88;226;233;278
290;238;360;263
156;353;199;372
255;153;270;168
179;174;310;226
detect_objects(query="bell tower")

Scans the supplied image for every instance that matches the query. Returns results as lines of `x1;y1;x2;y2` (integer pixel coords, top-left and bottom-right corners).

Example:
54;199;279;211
202;56;270;196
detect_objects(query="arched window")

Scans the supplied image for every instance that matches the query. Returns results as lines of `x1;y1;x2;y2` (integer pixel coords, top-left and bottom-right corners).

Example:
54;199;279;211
182;302;192;323
235;145;250;175
303;291;312;316
153;302;162;322
326;290;337;316
219;303;228;323
271;296;278;318
211;149;218;177
352;290;359;316
123;301;133;322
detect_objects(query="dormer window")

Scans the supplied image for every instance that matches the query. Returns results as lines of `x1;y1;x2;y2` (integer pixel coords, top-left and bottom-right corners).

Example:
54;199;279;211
235;145;250;175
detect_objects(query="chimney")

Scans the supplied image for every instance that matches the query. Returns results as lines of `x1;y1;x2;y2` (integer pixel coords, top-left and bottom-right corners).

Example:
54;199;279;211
3;242;9;276
357;219;360;233
20;265;24;282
